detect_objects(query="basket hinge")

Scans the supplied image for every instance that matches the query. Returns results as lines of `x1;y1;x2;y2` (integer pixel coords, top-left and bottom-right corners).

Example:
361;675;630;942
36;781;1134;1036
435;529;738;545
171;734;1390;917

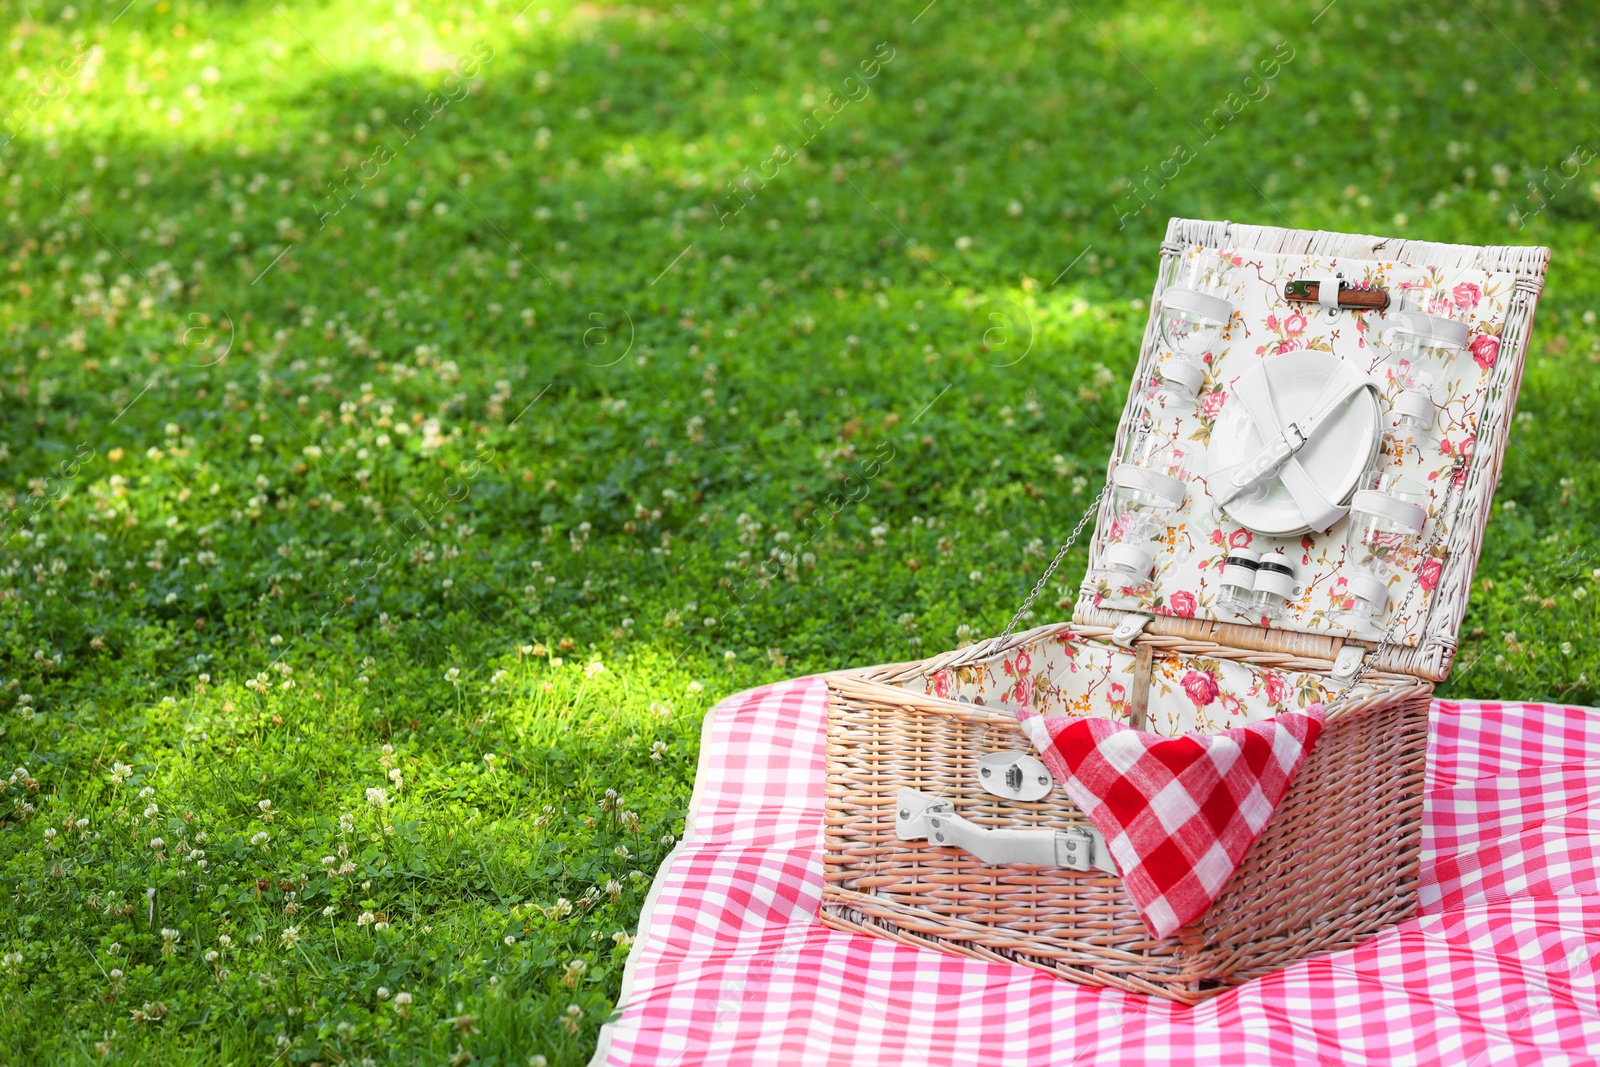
1110;614;1152;648
894;788;1116;873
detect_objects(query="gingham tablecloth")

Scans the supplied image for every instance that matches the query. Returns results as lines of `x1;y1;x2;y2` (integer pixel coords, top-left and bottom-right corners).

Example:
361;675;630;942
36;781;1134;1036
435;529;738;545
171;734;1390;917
592;678;1600;1066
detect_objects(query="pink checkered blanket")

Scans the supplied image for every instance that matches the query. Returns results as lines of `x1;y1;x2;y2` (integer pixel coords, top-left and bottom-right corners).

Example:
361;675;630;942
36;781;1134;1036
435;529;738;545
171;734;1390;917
592;677;1600;1066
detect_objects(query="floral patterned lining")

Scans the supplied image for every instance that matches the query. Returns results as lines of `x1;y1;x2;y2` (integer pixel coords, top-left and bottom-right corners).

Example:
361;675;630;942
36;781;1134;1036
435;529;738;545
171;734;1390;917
1087;248;1518;648
898;629;1331;737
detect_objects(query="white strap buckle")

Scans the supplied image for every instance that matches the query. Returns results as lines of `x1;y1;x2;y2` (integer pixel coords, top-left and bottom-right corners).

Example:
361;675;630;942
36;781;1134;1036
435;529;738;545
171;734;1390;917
1283;420;1309;452
1230;419;1308;490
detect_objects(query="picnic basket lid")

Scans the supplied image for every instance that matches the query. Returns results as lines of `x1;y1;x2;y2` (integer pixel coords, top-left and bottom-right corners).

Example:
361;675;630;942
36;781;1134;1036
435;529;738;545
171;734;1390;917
1071;218;1550;683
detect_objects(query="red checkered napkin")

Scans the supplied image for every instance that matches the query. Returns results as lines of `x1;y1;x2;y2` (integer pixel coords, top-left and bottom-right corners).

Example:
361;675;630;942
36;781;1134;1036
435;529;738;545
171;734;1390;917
1018;707;1325;938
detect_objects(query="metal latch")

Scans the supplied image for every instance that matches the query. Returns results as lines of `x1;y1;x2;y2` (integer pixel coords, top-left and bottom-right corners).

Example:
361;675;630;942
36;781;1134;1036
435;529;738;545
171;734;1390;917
1331;644;1366;684
895;788;1116;873
976;751;1054;801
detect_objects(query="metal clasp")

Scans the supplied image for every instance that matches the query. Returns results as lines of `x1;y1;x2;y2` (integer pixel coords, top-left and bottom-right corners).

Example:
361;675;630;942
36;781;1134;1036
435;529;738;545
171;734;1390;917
1330;644;1367;684
1111;614;1151;648
1054;826;1101;872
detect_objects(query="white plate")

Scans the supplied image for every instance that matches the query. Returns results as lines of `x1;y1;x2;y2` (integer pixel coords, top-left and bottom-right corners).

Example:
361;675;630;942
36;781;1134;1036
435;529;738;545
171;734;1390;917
1205;350;1380;537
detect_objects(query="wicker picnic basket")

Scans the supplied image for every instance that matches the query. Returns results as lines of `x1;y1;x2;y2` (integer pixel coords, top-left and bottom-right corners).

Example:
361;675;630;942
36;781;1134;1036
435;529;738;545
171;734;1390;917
820;218;1549;1002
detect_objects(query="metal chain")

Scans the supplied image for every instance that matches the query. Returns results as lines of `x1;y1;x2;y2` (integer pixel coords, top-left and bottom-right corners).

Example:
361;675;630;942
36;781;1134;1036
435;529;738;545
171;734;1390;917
1000;485;1111;642
1326;455;1468;710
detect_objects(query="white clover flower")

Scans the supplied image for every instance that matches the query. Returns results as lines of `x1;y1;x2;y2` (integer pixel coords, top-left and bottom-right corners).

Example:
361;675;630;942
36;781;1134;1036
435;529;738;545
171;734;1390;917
149;837;165;851
393;991;412;1006
217;934;232;948
204;950;219;963
251;831;270;847
585;661;605;678
322;906;335;917
321;856;337;868
376;987;390;1000
109;762;133;784
357;912;375;927
444;667;461;684
503;935;515;946
366;787;388;808
144;804;160;819
280;927;300;946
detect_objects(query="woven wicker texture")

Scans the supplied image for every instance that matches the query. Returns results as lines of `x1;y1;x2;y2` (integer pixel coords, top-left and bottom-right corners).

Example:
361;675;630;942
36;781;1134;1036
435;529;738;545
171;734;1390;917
821;623;1431;1001
819;219;1548;1002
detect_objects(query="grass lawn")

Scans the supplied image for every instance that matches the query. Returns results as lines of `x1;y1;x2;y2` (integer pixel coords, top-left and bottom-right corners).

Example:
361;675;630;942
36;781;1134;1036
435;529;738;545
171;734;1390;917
2;0;1598;1062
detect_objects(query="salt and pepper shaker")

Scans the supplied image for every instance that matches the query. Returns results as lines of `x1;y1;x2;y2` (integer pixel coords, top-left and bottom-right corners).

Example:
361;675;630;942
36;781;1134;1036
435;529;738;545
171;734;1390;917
1216;547;1261;616
1248;550;1298;620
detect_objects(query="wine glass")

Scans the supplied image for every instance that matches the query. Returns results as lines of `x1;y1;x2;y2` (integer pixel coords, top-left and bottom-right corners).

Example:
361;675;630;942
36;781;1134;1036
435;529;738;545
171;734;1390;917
1151;252;1232;411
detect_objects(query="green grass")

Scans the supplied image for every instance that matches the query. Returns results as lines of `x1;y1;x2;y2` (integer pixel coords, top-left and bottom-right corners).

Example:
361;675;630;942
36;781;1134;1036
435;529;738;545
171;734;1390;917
1;0;1598;1062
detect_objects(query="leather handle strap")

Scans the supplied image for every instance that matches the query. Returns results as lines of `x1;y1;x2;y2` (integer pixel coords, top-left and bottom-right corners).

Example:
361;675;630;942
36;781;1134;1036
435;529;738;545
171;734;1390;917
1161;286;1232;325
1349;489;1427;534
1127;643;1154;731
1385;310;1470;350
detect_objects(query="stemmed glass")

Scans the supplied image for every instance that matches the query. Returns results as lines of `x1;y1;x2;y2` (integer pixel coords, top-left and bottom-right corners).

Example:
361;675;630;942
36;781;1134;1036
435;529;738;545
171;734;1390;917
1096;430;1188;583
1149;251;1232;413
1334;471;1430;633
1372;284;1469;374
